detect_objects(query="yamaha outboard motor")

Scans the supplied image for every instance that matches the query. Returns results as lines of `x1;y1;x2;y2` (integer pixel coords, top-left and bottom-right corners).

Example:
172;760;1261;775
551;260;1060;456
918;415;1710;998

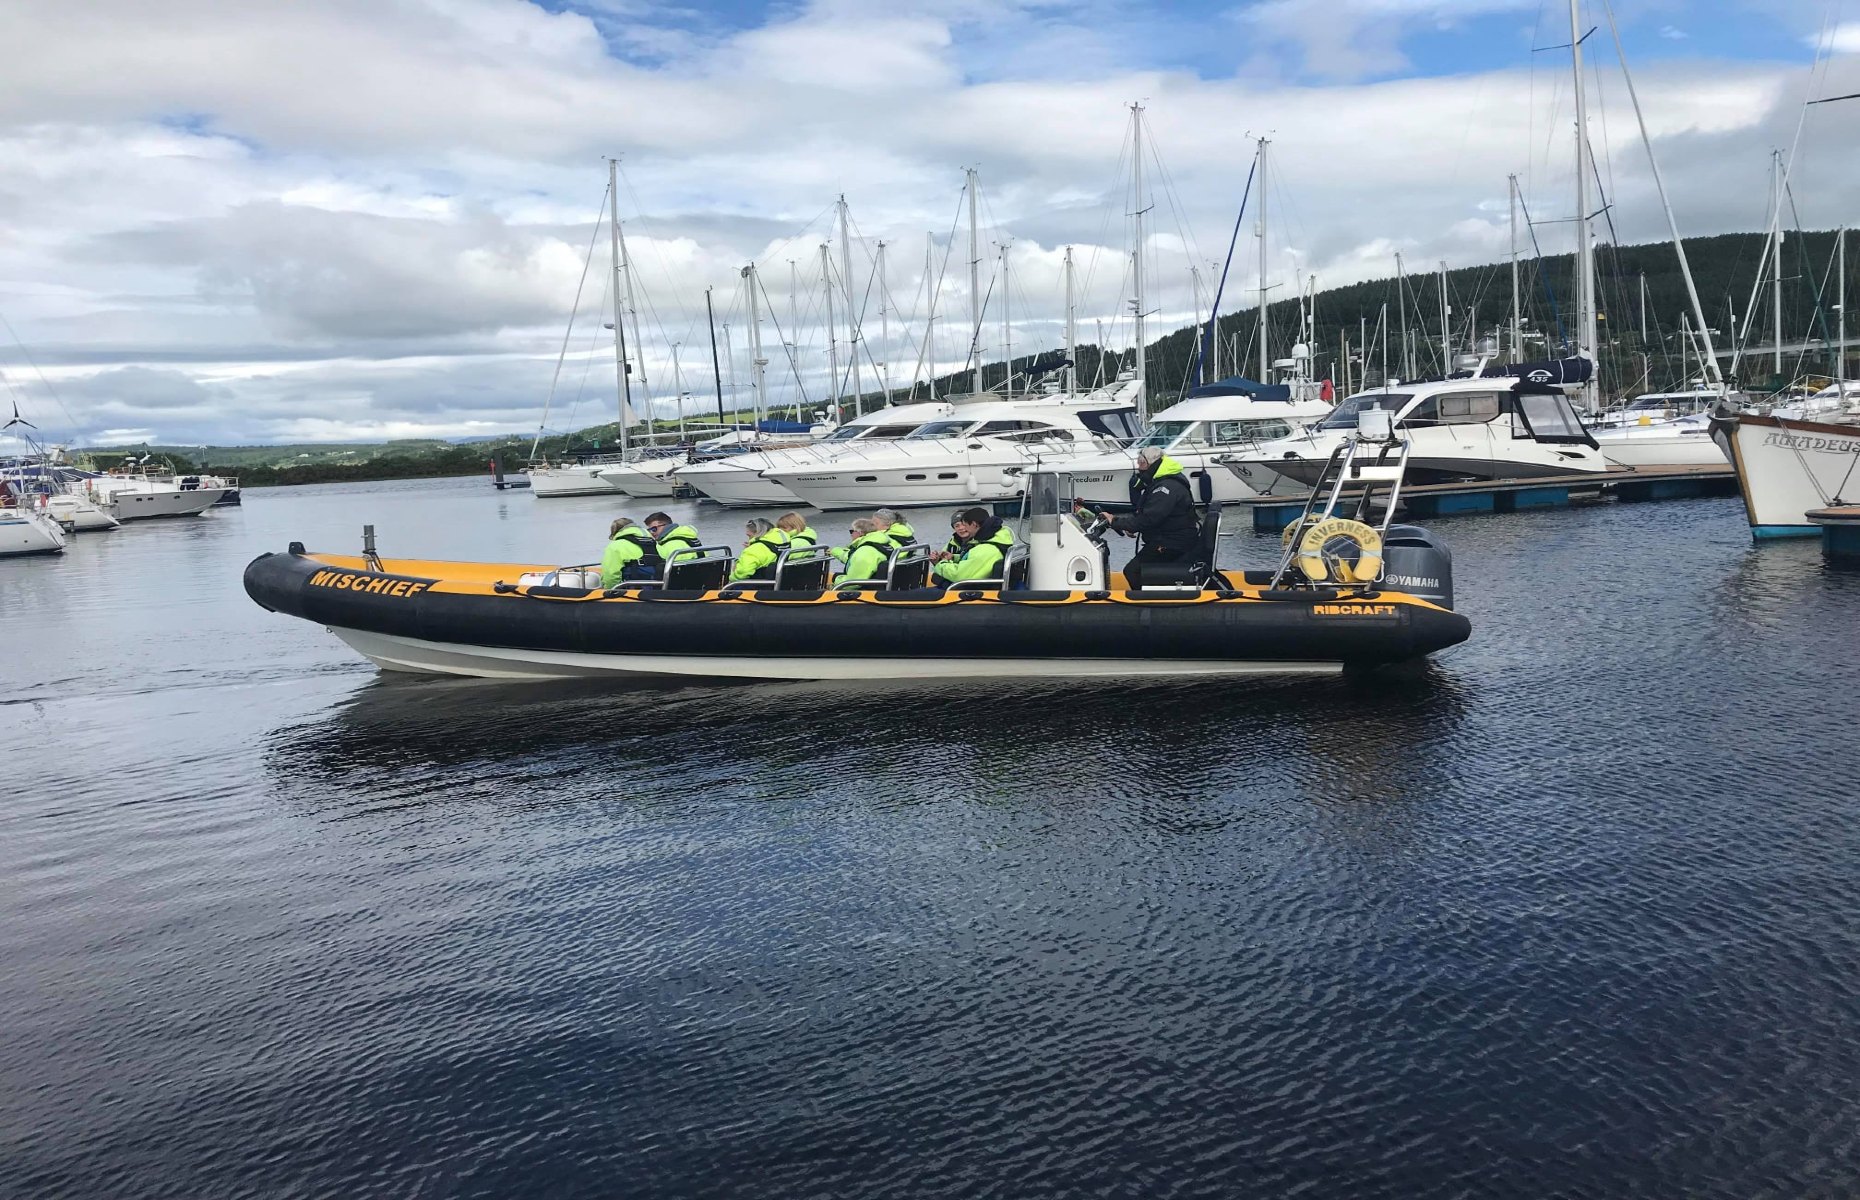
1379;524;1454;609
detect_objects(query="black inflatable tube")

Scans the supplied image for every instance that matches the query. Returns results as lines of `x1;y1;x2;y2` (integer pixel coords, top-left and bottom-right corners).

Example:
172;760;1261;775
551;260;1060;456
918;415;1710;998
243;552;1471;666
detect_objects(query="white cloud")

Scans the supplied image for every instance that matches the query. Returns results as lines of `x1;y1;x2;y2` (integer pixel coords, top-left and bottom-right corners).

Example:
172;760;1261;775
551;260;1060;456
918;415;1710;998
1826;22;1860;54
0;0;1852;445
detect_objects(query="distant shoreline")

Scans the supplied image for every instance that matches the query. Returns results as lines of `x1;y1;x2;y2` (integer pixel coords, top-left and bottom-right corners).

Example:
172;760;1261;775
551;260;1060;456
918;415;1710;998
241;469;502;489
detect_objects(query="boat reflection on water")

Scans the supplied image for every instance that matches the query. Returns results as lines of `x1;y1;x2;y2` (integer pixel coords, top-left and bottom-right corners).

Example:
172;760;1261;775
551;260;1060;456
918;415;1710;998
263;667;1471;827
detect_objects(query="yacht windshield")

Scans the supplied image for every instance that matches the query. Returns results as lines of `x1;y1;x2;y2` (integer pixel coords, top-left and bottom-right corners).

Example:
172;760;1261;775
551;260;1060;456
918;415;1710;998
1317;394;1410;431
1134;421;1195;449
905;420;973;440
823;425;865;441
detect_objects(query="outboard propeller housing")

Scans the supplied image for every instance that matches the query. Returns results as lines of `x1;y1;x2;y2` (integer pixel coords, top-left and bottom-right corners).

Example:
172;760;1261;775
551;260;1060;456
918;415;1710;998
1379;524;1454;610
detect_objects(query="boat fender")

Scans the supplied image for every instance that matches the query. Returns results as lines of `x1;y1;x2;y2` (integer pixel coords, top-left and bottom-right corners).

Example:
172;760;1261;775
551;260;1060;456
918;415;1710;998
1294;518;1383;584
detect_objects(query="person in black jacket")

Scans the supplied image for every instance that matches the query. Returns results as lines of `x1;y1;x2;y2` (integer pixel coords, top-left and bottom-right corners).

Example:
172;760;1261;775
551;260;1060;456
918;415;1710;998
1091;448;1200;588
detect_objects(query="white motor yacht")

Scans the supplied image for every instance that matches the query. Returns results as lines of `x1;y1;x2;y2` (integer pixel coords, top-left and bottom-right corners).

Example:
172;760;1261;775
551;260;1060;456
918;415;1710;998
671;402;953;507
1224;375;1608;492
598;429;819;499
761;378;1144;511
1067;379;1331;509
1712;383;1860;538
595;449;688;498
78;468;228;520
0;500;65;556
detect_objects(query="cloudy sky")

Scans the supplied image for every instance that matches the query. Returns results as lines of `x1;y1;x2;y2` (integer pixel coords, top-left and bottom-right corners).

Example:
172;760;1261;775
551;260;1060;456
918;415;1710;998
0;0;1854;446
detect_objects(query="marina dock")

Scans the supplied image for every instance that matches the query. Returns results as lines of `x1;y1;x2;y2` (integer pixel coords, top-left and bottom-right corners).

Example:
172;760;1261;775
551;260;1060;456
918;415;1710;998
1808;506;1860;563
1239;464;1739;531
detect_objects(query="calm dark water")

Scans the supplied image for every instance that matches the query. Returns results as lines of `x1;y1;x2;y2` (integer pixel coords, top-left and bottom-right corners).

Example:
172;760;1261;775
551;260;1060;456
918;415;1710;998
4;477;1859;1199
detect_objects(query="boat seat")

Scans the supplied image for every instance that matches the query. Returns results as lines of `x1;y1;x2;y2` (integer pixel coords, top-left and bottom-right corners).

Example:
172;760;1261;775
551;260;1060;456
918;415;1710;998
616;545;733;594
772;545;834;591
941;543;1028;592
835;543;932;592
1137;502;1224;589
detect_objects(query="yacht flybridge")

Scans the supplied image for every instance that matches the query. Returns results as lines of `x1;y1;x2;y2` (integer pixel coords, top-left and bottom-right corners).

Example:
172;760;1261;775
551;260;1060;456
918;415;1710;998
761;377;1143;511
1223;371;1606;492
672;402;954;507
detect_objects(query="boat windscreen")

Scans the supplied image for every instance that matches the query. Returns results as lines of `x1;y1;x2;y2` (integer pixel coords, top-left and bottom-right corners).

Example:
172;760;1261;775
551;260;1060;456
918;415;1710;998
1318;394;1410;431
854;424;923;439
1079;410;1141;440
1134;420;1193;449
1514;391;1599;446
905;420;973;439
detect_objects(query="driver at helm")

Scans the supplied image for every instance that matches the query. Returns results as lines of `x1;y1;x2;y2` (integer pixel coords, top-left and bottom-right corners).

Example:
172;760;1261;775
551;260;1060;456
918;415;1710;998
1091;448;1200;588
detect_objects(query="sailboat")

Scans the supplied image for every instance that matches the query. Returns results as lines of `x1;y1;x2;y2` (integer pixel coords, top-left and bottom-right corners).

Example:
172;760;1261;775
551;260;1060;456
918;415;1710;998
529;160;636;499
1713;224;1860;534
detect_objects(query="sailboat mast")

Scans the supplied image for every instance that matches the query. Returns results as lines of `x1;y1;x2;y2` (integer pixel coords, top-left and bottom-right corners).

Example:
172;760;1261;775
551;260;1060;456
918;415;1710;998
1439;260;1450;372
789;259;802;421
670;342;687;439
1772;151;1784;378
1396;251;1410;379
1839;226;1848;391
1131;104;1149;415
1599;0;1721;390
967;168;982;396
924;232;937;401
1064;245;1077;394
821;243;839;417
617;219;651;435
1001;242;1012;399
1257;136;1270;386
743;264;767;425
607;159;632;454
1570;0;1599;411
839;196;861;415
877;240;890;401
705;287;725;426
1509;174;1522;360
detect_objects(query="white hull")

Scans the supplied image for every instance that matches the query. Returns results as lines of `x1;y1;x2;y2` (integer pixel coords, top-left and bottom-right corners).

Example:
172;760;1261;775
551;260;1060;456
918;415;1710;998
529;465;624;498
45;493;121;530
1596;434;1727;468
89;486;228;520
770;463;1031;510
672;462;802;507
1714;414;1860;537
0;508;66;556
1594;415;1725;468
330;626;1346;681
595;461;679;497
